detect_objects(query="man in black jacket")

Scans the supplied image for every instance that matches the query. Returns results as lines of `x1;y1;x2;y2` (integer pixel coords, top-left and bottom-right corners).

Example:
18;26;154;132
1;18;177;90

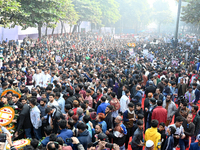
145;81;156;96
191;105;200;143
104;105;113;130
45;106;65;133
15;102;32;138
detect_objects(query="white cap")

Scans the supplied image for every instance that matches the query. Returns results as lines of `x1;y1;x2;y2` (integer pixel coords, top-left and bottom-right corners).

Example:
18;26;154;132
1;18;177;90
146;140;154;148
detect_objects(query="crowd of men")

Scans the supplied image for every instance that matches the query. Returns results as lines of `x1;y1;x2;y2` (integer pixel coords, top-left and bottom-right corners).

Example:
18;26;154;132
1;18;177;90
0;33;200;150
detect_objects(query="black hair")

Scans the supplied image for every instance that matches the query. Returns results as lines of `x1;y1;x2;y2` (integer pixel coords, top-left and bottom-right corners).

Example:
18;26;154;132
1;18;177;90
81;103;86;110
30;139;39;149
159;122;165;127
192;105;199;112
137;120;143;126
56;137;64;146
55;92;60;98
40;98;47;103
23;145;34;150
65;104;72;110
45;107;52;114
128;102;134;108
137;114;144;120
29;98;37;106
47;142;56;150
101;96;106;102
136;103;141;107
12;94;19;98
49;133;57;142
175;116;184;122
49;93;55;97
44;125;53;136
83;115;91;123
157;100;163;106
58;120;67;130
169;126;176;135
151;119;159;128
77;122;87;131
98;88;102;93
125;90;130;95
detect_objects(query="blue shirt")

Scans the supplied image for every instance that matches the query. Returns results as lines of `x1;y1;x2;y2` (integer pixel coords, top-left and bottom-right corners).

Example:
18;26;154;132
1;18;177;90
57;97;65;114
41;136;49;147
99;121;107;133
57;129;73;143
97;102;110;114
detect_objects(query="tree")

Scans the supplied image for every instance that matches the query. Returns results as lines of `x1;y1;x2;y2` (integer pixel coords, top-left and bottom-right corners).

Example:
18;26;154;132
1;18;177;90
0;0;21;27
152;0;173;33
71;0;102;33
98;0;120;26
15;0;66;39
115;0;152;33
181;0;200;24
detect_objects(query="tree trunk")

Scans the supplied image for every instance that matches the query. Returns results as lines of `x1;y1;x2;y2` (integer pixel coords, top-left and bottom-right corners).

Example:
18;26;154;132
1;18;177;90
45;26;48;36
38;23;42;41
72;25;77;33
70;25;72;33
52;23;57;36
61;21;64;35
64;25;66;34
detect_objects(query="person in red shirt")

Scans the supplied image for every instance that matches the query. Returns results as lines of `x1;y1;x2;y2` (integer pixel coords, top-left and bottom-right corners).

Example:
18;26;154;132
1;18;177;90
152;100;167;127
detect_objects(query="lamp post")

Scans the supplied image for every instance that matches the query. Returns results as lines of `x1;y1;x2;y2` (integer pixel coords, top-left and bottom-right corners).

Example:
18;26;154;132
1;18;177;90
175;0;182;48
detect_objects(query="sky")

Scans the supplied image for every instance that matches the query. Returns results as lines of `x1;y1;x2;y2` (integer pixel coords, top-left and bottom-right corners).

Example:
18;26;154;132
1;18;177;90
147;0;178;13
147;0;178;28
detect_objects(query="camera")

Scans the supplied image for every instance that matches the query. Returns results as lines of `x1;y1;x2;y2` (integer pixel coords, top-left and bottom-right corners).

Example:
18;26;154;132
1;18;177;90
66;138;73;143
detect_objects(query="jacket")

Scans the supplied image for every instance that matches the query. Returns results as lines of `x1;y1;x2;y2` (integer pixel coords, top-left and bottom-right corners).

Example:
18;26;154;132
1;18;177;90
152;106;167;127
162;100;177;121
104;112;113;130
17;104;32;131
145;85;156;96
163;135;174;150
46;107;65;133
97;102;110;114
177;83;187;96
194;89;200;103
133;90;143;104
77;130;92;150
131;128;143;148
57;129;73;143
192;113;200;136
145;127;161;150
189;142;200;150
41;136;49;147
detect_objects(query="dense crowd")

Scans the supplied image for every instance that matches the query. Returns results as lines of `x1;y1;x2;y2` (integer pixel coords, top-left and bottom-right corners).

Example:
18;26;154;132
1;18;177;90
0;33;200;150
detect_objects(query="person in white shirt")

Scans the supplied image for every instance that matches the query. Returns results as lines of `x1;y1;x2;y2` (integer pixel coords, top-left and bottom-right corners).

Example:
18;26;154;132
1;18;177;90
120;90;130;113
47;93;59;108
42;69;51;87
33;69;42;87
168;116;185;148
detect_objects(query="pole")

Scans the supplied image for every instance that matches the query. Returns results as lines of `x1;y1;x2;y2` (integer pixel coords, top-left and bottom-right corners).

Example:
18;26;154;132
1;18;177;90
175;0;182;47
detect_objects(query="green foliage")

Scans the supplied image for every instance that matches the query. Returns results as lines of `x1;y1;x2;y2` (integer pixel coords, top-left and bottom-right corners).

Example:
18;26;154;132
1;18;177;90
152;0;173;24
181;0;200;24
72;0;102;24
0;0;21;27
98;0;120;26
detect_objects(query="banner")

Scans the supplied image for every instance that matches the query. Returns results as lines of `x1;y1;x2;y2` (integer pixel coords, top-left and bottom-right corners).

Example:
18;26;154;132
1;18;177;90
56;55;61;62
129;48;135;56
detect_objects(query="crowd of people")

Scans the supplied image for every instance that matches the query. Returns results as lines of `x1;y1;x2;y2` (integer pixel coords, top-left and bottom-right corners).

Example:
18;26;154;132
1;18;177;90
0;32;200;150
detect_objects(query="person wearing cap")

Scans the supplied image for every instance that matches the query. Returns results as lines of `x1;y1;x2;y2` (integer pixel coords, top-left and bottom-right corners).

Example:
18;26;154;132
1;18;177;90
145;140;154;150
163;94;177;126
145;120;161;150
145;98;157;129
189;134;200;150
153;73;161;86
